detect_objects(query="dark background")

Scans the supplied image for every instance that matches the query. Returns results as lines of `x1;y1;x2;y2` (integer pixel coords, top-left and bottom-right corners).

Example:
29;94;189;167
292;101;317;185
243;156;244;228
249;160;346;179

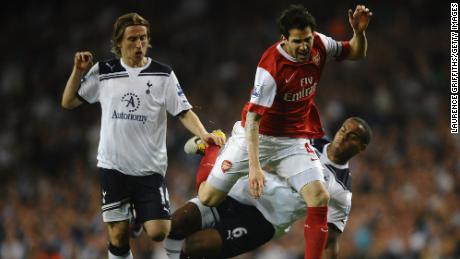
0;1;457;258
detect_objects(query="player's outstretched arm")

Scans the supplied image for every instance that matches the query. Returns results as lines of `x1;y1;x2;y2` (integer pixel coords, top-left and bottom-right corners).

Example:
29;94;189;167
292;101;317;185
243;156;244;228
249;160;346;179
61;51;93;109
347;5;373;60
245;111;265;199
179;110;226;147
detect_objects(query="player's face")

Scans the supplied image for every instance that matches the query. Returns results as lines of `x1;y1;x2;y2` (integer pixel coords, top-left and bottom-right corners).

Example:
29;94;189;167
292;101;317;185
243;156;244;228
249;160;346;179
282;27;314;62
119;25;149;63
331;119;367;157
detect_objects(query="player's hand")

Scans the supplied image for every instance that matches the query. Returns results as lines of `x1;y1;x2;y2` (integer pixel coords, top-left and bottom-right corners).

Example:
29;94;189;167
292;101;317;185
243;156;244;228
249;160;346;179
249;168;265;199
201;133;226;147
74;51;93;72
348;5;372;33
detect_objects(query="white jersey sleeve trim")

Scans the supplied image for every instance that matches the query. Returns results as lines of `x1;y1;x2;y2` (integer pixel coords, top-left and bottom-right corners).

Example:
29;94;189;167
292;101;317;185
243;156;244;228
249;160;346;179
316;32;343;62
165;71;192;116
250;67;277;108
78;63;100;103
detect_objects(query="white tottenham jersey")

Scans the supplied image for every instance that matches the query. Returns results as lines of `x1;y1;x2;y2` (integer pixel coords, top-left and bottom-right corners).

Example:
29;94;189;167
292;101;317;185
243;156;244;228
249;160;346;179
228;137;352;239
77;58;192;176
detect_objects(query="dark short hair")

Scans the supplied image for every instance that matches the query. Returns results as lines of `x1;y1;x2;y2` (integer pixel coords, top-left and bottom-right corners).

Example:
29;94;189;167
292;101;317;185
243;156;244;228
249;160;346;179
349;117;373;145
278;4;316;38
111;13;151;58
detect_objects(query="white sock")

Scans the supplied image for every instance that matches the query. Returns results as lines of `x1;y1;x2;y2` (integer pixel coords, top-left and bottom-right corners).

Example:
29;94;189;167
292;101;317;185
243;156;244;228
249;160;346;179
164;238;184;259
108;250;133;259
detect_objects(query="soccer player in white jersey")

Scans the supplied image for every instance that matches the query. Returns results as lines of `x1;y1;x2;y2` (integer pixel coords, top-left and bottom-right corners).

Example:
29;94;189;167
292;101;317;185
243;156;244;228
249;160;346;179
198;5;372;259
165;117;372;259
61;13;225;259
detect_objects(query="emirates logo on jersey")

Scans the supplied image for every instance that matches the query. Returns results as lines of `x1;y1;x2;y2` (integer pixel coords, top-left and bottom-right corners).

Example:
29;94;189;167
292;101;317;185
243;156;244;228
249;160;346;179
221;160;233;173
283;83;317;102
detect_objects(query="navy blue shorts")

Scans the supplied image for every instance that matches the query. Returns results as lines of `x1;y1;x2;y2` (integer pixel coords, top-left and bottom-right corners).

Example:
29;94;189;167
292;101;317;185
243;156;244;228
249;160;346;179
214;197;275;258
99;168;171;223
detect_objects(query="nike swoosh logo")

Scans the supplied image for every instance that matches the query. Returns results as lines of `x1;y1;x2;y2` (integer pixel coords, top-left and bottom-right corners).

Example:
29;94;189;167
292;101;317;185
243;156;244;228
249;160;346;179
285;73;295;84
320;227;328;233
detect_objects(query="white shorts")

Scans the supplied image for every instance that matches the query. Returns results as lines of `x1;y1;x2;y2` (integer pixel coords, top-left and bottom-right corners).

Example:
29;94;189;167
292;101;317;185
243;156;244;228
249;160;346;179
207;122;324;193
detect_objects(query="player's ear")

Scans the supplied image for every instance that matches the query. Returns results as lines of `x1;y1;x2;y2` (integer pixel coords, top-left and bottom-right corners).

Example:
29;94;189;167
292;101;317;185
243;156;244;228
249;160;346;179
281;35;288;43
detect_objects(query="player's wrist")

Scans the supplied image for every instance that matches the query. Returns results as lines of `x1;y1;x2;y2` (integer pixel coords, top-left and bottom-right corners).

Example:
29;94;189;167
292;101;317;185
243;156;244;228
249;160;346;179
72;67;86;77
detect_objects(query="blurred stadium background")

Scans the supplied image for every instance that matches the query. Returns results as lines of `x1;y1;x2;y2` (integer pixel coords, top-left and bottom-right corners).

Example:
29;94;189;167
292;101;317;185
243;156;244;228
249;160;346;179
0;0;457;258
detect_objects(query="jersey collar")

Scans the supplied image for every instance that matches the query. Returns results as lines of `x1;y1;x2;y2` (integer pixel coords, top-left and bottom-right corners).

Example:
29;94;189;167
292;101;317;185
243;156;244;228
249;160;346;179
120;57;152;71
276;43;298;63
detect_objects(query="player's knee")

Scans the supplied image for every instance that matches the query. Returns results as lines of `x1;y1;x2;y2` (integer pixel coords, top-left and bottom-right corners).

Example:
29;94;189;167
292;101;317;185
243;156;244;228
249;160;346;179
198;192;214;206
146;229;169;242
198;184;227;207
316;190;330;206
301;183;330;206
198;189;218;207
144;220;171;242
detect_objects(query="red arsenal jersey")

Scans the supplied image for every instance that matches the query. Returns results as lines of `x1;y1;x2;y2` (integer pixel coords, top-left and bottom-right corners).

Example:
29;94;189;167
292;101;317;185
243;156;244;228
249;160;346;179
241;32;350;138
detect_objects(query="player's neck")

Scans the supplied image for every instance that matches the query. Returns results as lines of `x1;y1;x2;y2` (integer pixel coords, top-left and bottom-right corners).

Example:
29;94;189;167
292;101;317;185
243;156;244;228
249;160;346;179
326;145;348;165
122;57;148;68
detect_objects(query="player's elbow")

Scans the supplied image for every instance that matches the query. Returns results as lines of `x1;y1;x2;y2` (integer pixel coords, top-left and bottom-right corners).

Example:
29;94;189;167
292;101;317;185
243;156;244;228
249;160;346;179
198;191;218;207
61;98;79;109
347;50;366;60
61;100;72;109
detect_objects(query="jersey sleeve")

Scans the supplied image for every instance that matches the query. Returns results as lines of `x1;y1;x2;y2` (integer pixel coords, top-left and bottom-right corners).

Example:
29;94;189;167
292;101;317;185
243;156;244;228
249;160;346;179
165;71;193;116
247;67;277;116
77;63;100;104
316;32;350;62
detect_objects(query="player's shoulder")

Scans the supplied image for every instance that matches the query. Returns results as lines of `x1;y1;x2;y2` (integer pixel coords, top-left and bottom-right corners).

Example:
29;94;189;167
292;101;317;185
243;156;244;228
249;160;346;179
311;136;331;153
313;32;329;50
139;59;172;76
98;59;126;75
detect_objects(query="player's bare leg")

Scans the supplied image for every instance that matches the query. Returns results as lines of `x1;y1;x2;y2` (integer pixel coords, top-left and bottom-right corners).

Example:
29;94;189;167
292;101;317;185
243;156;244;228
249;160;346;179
165;202;223;259
166;131;226;258
198;182;227;206
107;220;133;259
143;219;171;242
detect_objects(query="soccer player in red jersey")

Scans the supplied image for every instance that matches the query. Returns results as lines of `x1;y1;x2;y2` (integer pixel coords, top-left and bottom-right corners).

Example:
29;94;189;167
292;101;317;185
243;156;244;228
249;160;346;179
198;5;372;259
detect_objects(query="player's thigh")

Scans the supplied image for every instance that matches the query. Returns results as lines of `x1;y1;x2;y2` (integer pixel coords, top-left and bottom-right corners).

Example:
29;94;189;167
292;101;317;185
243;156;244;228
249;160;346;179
204;136;249;196
131;173;171;223
213;197;275;258
170;202;203;238
99;168;133;222
107;220;130;244
277;151;325;194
